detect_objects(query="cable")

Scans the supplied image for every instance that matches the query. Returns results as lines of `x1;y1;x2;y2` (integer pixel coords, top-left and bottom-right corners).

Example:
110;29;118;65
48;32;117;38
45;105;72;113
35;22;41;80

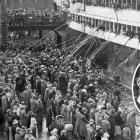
64;17;108;63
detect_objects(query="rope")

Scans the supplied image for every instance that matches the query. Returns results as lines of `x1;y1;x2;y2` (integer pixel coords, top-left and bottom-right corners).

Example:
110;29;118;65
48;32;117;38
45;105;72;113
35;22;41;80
89;41;111;62
65;19;108;63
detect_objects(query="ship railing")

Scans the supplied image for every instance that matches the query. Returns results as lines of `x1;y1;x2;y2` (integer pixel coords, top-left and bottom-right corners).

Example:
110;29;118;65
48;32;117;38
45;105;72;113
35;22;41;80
74;0;140;11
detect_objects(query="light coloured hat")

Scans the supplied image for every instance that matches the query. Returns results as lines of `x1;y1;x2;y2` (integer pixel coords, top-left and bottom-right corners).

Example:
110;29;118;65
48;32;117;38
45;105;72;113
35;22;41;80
13;119;18;125
61;129;66;135
15;127;20;132
96;125;101;131
51;128;58;135
82;89;87;93
103;132;109;138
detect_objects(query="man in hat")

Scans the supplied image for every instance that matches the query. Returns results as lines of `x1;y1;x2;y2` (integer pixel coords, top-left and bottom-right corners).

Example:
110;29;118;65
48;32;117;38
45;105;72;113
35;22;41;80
30;95;37;113
1;92;8;113
30;71;37;92
20;105;27;127
34;99;44;131
101;114;110;134
74;107;88;140
21;84;32;112
95;126;102;140
15;127;22;140
12;119;19;140
24;128;32;140
59;129;67;140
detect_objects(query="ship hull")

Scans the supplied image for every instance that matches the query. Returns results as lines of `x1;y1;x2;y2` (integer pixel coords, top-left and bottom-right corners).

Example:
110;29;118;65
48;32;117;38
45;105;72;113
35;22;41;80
67;28;140;89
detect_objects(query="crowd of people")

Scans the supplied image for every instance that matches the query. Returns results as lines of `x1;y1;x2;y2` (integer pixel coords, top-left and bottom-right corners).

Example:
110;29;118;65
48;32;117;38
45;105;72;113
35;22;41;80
7;8;67;26
74;0;140;10
0;28;137;140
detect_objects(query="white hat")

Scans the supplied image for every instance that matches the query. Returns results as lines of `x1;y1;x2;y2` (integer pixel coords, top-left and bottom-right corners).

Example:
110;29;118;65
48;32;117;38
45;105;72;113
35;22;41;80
82;89;87;93
49;135;57;140
51;128;58;135
96;126;101;131
103;132;109;138
12;119;18;125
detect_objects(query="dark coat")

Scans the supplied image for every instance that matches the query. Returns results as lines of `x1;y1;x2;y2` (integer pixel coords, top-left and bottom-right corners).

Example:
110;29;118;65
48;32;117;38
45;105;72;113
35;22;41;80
30;75;36;90
115;112;124;126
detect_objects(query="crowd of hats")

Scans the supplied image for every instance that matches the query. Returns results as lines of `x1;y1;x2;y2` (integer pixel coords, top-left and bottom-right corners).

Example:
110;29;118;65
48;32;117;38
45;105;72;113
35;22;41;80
0;26;136;140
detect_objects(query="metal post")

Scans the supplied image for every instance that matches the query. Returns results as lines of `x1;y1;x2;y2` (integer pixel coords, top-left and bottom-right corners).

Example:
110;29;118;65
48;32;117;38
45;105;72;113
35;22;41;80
94;18;96;28
136;27;138;33
20;0;22;7
136;0;138;10
91;18;93;27
84;0;86;11
113;22;115;32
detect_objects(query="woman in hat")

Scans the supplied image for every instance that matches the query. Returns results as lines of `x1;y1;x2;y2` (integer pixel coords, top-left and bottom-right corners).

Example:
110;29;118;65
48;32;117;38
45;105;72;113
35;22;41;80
30;117;38;138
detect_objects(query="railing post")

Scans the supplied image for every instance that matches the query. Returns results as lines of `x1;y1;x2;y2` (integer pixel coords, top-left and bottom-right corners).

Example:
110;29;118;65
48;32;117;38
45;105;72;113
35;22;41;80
113;22;115;32
136;0;138;10
91;18;93;27
136;27;138;34
95;18;96;27
83;0;86;11
105;0;107;7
